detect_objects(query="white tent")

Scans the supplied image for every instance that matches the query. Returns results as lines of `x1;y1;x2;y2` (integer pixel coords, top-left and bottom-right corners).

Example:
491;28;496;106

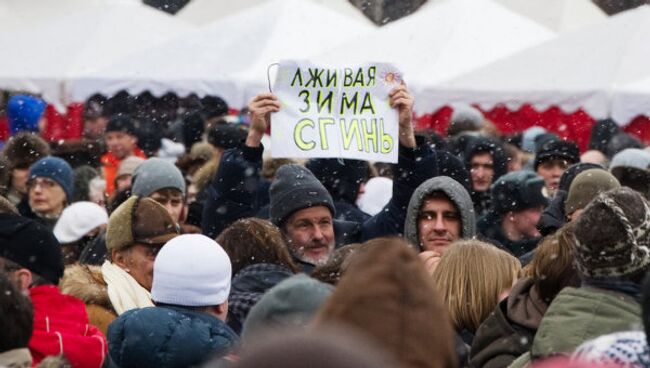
612;75;650;124
177;0;374;27
494;0;607;33
417;5;650;125
312;0;554;114
0;0;192;109
70;0;374;109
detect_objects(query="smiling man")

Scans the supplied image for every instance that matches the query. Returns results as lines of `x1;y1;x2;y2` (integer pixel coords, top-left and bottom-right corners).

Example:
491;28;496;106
404;176;476;272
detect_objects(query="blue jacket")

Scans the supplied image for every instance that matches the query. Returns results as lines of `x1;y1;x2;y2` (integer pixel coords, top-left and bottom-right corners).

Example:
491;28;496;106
108;305;239;368
201;138;438;242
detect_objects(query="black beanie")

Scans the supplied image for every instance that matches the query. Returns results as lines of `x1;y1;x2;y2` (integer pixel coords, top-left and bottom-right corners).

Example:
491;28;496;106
269;165;335;226
207;123;247;150
0;214;64;284
106;114;137;136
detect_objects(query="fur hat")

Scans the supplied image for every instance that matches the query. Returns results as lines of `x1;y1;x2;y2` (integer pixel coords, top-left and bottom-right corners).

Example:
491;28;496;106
105;115;136;136
573;187;650;280
565;169;620;215
490;171;548;214
2;132;50;169
269;164;335;226
106;196;180;252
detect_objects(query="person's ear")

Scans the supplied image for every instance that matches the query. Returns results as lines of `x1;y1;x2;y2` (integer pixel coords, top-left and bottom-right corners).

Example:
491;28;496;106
111;249;130;271
14;269;33;291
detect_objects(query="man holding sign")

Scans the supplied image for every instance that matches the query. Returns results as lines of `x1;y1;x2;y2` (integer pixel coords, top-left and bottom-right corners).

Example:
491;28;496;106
202;64;437;272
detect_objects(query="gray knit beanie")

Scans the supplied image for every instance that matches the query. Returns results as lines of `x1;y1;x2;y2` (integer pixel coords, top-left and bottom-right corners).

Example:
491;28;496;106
131;158;186;197
573;187;650;280
269;164;335;226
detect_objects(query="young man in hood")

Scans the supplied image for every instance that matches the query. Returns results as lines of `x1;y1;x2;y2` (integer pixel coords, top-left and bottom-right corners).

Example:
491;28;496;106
202;85;439;273
465;137;508;218
404;176;476;273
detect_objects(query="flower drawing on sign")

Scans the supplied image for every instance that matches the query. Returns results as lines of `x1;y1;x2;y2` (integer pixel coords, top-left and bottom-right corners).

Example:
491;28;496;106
380;67;402;86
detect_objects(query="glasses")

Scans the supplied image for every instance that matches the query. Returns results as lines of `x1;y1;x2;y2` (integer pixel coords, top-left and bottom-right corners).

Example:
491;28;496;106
27;178;59;190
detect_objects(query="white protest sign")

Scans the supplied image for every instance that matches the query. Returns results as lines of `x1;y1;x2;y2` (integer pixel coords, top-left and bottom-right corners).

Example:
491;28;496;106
271;61;402;163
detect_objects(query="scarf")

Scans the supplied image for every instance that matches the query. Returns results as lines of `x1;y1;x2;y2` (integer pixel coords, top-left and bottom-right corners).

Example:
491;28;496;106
101;260;153;315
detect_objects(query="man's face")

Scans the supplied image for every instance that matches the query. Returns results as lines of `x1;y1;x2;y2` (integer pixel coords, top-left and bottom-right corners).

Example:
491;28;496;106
84;117;108;140
418;196;462;254
511;206;544;238
115;174;133;192
283;206;335;266
115;244;162;291
11;168;29;194
28;177;67;217
149;188;184;223
470;152;495;192
106;131;137;160
536;158;569;193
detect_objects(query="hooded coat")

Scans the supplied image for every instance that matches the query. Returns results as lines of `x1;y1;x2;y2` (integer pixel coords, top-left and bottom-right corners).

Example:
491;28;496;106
404;176;476;250
465;137;509;218
508;286;642;367
108;305;238;368
469;278;547;368
59;264;117;335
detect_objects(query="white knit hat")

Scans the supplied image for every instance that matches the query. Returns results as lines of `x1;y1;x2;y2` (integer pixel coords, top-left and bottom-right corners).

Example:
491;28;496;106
152;234;231;307
53;201;108;244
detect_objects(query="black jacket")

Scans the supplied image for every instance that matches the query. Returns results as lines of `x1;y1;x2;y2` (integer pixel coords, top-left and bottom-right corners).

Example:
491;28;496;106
201;139;438;244
477;211;540;258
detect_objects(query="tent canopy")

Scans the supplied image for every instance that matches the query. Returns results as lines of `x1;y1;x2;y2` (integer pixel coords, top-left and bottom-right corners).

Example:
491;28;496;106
494;0;606;32
70;0;374;108
0;0;192;108
417;5;650;124
313;0;553;114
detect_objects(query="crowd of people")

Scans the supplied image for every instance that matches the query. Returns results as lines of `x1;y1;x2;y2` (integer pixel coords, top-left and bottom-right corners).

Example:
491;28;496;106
0;82;650;368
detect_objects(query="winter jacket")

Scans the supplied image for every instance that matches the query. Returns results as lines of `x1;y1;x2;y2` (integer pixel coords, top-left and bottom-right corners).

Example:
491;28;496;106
101;148;146;196
60;264;117;335
16;199;58;231
404;176;476;250
536;190;567;237
108;305;239;368
29;285;107;368
227;263;294;335
470;278;547;368
508;286;642;367
202;138;438;243
477;211;541;258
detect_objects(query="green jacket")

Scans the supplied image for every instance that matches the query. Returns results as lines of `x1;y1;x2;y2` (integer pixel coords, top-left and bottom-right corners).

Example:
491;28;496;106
508;286;641;367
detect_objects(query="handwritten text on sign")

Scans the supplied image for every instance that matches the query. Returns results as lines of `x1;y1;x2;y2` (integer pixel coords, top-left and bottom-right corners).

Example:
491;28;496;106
272;61;402;163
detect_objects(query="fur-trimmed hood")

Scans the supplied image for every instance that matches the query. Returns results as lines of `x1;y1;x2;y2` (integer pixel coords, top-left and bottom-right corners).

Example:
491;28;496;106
59;263;112;310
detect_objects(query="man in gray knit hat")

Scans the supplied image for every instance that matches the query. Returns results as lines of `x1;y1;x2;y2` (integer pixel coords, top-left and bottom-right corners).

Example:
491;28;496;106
131;157;186;222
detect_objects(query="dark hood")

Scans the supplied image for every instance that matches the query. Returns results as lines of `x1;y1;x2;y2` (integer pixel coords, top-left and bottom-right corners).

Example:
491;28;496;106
464;136;508;187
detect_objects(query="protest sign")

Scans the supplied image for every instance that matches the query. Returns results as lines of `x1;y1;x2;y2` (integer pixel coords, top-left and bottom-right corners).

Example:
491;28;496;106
271;61;402;163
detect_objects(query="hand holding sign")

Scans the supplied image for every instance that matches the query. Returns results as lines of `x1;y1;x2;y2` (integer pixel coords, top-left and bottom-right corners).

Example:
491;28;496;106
389;83;415;148
246;93;281;147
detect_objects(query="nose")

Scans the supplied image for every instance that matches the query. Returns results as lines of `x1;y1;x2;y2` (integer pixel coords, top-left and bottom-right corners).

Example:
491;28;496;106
312;225;324;241
433;214;446;232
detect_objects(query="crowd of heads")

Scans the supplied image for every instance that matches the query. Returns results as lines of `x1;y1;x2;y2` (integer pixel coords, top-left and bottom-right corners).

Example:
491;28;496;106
0;90;649;368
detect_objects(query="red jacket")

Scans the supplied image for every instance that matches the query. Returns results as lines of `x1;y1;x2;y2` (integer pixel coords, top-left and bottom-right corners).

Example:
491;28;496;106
101;148;146;196
29;285;107;368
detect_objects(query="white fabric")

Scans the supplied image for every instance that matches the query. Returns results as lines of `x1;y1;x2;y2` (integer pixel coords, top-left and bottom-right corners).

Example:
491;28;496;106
53;202;108;244
356;177;393;216
101;260;153;315
0;0;193;111
70;0;373;109
495;0;606;33
419;5;650;125
151;234;232;307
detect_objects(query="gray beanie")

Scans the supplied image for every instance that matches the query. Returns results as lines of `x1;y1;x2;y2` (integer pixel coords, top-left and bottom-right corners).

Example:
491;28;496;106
241;274;333;343
131;158;186;197
269;164;335;226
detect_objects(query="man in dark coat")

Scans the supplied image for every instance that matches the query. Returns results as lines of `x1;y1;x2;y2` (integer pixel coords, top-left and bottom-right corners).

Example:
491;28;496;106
202;85;438;273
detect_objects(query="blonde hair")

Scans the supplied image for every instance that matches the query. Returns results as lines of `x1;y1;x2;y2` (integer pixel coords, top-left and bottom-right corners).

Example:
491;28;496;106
433;240;521;333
